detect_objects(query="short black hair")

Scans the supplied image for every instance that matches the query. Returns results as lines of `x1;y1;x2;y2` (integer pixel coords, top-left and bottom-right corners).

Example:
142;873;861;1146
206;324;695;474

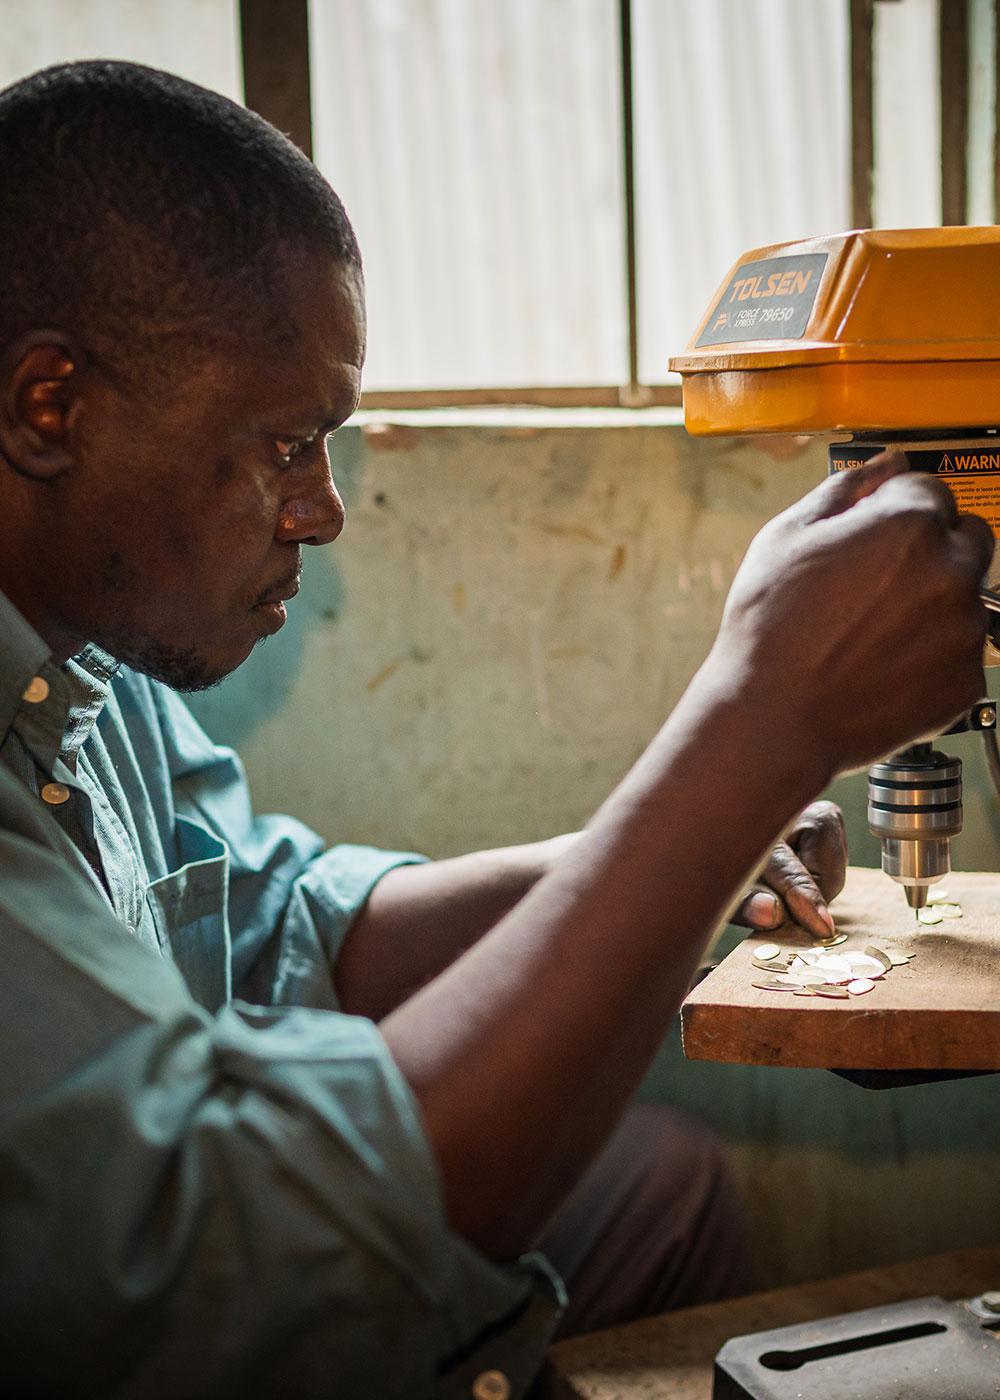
0;60;361;383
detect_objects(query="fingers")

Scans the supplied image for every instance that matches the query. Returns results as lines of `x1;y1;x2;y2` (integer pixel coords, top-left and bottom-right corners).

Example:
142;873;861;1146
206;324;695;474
788;450;910;526
731;885;787;931
955;512;996;582
787;800;848;904
834;472;994;608
859;467;960;528
771;454;994;588
758;839;836;940
785;452;996;572
732;803;849;935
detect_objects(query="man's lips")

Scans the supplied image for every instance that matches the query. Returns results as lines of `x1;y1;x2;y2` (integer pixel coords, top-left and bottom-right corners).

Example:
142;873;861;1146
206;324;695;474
254;574;301;607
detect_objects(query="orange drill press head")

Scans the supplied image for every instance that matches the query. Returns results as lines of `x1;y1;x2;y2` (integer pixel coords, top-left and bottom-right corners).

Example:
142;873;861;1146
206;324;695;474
670;227;1000;911
670;226;1000;440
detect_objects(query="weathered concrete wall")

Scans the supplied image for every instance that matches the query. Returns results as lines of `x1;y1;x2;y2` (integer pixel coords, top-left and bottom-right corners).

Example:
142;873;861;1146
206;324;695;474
188;414;1000;1289
197;411;810;852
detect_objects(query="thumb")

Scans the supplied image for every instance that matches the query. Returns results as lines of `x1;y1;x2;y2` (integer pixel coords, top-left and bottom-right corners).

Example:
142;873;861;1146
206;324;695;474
789;449;910;527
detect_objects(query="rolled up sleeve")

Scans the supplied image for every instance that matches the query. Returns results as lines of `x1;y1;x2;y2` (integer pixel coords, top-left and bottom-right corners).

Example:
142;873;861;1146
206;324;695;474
0;787;563;1397
150;681;426;1009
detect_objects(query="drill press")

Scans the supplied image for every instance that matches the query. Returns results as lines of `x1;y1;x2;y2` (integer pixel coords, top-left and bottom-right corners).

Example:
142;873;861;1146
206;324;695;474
670;226;1000;913
672;227;1000;1398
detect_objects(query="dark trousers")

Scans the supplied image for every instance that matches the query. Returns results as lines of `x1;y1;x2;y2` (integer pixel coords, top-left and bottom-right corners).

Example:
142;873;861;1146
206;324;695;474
536;1104;752;1338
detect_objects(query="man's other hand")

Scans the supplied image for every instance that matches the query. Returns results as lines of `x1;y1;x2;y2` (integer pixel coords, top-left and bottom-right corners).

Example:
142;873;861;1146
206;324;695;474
732;799;847;938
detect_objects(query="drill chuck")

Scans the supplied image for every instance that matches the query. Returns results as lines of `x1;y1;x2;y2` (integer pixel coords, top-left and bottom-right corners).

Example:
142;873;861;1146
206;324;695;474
868;748;962;910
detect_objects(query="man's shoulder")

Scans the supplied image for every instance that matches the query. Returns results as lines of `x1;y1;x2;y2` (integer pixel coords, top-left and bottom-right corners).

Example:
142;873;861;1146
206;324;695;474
0;759;62;850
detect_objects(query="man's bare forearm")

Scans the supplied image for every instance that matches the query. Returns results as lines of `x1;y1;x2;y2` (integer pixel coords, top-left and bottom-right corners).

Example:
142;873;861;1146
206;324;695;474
384;455;994;1263
335;833;578;1018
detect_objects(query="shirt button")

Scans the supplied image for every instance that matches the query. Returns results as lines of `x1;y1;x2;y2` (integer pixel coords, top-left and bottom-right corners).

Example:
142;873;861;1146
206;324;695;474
22;676;49;704
40;782;71;806
472;1373;510;1400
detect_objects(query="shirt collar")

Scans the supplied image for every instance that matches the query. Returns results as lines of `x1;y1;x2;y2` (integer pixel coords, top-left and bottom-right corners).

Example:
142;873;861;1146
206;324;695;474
0;588;120;766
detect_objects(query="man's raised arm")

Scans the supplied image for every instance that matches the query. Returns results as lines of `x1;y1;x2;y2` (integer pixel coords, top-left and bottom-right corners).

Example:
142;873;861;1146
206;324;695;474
380;453;993;1259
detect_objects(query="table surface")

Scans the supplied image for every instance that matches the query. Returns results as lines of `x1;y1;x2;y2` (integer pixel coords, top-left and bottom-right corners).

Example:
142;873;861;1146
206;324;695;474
541;1244;1000;1399
680;867;1000;1071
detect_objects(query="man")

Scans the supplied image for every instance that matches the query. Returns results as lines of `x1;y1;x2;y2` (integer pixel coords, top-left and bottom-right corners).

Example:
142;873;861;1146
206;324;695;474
0;61;990;1399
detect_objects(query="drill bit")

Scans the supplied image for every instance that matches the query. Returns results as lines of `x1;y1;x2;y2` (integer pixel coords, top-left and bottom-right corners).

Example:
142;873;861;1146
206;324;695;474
906;883;929;920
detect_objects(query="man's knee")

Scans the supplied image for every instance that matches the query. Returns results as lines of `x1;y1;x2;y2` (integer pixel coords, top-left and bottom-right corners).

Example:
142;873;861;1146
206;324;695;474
543;1103;752;1337
612;1104;751;1290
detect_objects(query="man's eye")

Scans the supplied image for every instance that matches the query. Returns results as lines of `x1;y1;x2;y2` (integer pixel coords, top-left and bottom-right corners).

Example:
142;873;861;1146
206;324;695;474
275;438;308;464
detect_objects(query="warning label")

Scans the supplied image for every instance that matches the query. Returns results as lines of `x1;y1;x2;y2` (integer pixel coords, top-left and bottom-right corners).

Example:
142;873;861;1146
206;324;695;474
828;441;1000;538
940;474;1000;535
934;451;1000;472
695;253;828;348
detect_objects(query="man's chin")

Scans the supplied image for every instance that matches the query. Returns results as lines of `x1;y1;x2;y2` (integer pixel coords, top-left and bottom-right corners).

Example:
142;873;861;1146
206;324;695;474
106;635;253;693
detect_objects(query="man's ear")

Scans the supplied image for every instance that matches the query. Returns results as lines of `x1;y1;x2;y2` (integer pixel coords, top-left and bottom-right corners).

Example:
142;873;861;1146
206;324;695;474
0;333;80;480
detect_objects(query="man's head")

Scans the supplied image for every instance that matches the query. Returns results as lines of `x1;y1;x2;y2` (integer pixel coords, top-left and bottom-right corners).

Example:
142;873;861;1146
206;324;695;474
0;60;366;689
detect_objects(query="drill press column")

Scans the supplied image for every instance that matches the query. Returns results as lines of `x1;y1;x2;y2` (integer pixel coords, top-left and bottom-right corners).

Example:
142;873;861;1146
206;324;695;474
867;745;962;910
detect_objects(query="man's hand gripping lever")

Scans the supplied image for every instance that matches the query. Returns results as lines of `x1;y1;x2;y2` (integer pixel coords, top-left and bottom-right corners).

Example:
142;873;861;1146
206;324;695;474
711;450;995;786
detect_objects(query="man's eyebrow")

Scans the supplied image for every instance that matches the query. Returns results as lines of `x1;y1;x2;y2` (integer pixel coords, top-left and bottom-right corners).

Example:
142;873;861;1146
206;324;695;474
317;389;364;428
265;403;357;435
321;408;356;432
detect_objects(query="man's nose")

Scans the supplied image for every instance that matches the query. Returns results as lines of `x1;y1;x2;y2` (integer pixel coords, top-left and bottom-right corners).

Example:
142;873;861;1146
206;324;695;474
276;458;346;546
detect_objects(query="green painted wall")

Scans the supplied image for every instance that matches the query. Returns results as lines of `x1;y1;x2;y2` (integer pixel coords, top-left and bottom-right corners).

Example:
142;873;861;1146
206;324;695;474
188;415;1000;1289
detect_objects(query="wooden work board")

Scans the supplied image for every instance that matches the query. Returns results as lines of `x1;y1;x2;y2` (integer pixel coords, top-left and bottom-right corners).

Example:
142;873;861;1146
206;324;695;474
681;866;1000;1072
541;1245;1000;1399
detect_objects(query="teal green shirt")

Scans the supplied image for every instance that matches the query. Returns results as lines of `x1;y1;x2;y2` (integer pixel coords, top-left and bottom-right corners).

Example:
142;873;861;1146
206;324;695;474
0;590;561;1398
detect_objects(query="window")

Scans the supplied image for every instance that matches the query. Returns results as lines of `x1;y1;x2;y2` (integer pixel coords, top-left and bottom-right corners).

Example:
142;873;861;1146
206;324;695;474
5;0;997;406
309;0;852;398
1;0;241;100
310;0;628;393
633;0;850;386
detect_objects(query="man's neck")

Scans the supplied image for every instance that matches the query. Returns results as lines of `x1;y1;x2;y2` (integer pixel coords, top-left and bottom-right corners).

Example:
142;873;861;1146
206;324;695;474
0;573;80;664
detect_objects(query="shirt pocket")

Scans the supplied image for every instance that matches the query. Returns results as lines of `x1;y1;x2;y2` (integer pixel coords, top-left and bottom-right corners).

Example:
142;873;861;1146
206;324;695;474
146;815;232;1013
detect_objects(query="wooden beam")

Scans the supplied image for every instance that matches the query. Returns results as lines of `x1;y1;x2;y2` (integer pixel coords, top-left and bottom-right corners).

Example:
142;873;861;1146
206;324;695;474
359;384;683;411
239;0;313;158
618;0;646;405
940;0;970;224
850;0;875;228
